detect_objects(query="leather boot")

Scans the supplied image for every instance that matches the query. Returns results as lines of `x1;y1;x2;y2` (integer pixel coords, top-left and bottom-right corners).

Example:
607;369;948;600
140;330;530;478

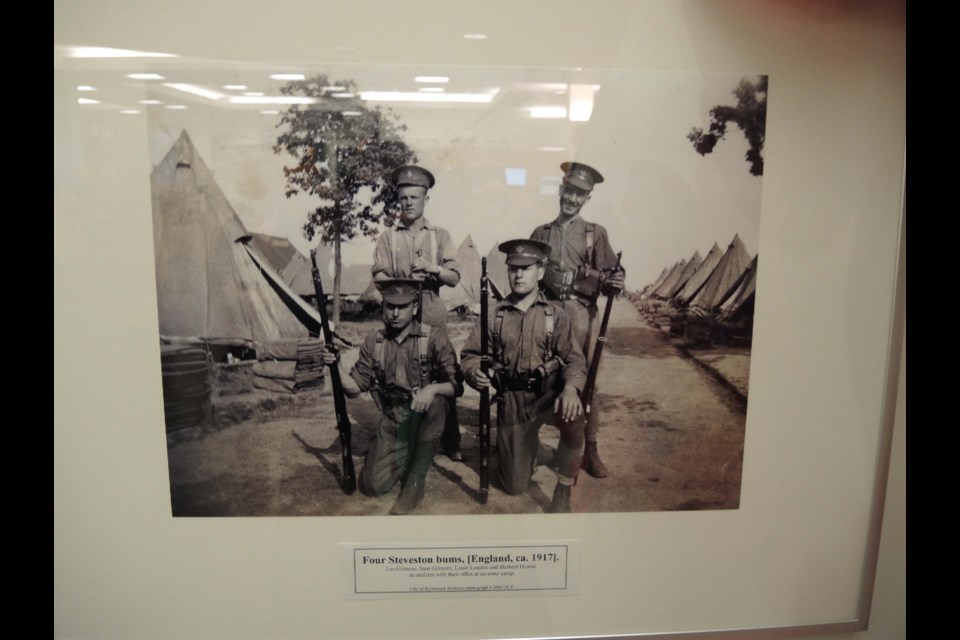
550;483;572;513
582;441;608;478
390;438;437;515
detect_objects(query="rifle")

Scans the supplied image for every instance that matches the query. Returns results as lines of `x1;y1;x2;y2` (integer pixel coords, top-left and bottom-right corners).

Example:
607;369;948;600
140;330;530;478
310;249;357;495
581;252;622;419
478;257;491;504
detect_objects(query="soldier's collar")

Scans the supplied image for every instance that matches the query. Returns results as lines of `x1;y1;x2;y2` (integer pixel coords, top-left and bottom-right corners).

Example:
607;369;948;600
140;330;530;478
552;214;585;229
502;291;549;311
399;216;432;231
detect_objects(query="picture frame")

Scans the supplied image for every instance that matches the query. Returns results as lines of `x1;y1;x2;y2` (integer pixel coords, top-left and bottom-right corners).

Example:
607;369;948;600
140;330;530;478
54;2;906;638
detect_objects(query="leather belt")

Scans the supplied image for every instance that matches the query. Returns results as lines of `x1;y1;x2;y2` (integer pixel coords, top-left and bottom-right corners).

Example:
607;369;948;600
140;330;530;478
542;285;578;302
375;388;413;407
497;373;542;392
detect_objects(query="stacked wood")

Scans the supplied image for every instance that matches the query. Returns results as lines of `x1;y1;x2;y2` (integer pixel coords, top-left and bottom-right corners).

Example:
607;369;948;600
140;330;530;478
161;345;211;432
253;338;325;393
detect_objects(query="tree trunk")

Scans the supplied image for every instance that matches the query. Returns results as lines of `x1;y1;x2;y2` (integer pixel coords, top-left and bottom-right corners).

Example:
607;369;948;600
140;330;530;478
333;215;342;326
329;142;342;326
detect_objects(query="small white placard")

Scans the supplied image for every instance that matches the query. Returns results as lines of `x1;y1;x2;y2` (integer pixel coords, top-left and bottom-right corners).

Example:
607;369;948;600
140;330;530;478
343;541;578;598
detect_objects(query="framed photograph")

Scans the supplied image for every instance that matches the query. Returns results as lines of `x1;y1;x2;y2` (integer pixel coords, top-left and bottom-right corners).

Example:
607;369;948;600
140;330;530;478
54;2;905;639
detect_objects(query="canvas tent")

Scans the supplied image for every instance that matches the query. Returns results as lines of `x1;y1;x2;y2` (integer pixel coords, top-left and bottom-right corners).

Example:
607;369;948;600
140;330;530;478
688;234;752;311
151;131;320;346
664;250;702;298
719;254;758;320
676;242;723;305
358;279;381;305
650;260;686;299
484;242;509;301
333;263;374;296
643;265;671;296
247;233;318;297
441;235;483;313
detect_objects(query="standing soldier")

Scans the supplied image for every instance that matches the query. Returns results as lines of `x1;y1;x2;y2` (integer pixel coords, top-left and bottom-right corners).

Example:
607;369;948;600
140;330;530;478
461;240;587;513
530;163;625;478
372;165;465;462
321;279;458;515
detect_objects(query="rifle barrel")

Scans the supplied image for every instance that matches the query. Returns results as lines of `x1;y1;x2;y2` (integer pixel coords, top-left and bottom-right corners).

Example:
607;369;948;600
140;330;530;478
310;249;357;495
478;257;490;504
582;252;622;414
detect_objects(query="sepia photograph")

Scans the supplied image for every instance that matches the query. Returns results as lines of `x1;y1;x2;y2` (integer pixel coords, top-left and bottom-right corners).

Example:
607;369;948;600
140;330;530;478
149;65;766;517
56;2;905;638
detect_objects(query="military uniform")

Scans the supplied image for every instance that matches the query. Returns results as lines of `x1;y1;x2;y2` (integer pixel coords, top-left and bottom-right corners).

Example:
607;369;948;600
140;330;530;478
336;279;457;514
372;165;464;459
461;240;587;511
529;163;623;478
349;319;457;498
371;217;459;328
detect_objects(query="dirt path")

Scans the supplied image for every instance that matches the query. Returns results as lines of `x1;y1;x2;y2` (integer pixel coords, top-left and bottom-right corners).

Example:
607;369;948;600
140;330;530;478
167;299;746;516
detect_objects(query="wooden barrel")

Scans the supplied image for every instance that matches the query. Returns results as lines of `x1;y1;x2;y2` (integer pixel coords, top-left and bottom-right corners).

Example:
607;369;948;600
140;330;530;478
160;345;211;432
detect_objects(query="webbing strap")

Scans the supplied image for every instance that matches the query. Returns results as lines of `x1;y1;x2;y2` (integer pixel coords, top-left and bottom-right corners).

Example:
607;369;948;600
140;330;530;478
585;223;595;267
386;226;440;275
374;325;432;390
492;305;555;365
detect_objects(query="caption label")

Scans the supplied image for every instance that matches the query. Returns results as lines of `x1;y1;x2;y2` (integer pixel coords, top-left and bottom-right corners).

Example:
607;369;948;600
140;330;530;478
345;543;577;597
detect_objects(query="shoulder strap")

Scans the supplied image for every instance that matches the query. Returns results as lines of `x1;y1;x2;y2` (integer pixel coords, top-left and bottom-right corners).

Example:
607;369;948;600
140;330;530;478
374;333;386;387
429;228;439;266
418;324;432;387
493;307;506;362
585;223;596;267
384;227;398;276
541;305;555;361
543;305;554;346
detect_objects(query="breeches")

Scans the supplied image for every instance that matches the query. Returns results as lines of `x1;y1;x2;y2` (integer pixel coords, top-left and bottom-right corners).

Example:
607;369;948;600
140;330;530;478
420;294;461;447
553;299;602;439
496;388;585;495
360;396;447;496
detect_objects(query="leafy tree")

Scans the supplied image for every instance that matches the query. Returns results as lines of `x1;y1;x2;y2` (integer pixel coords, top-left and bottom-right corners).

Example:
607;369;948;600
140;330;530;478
274;74;416;323
687;76;767;176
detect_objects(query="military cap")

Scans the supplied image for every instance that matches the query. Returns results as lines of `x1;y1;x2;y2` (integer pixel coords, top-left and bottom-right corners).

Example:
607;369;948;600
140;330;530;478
498;239;551;266
376;278;421;305
391;165;436;189
560;162;604;192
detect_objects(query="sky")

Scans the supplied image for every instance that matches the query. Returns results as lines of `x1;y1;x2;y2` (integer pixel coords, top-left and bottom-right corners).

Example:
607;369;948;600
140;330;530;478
145;64;765;289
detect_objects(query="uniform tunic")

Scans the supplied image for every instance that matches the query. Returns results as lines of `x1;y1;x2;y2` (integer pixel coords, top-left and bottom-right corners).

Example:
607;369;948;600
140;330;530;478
372;217;460;328
461;293;587;495
530;216;622;439
349;321;457;496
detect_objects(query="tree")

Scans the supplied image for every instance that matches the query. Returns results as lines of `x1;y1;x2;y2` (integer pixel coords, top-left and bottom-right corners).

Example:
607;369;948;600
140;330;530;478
687;76;767;176
274;74;416;323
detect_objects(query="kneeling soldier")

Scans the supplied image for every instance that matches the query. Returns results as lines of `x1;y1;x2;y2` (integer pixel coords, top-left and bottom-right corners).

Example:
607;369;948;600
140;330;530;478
321;279;457;515
461;240;587;513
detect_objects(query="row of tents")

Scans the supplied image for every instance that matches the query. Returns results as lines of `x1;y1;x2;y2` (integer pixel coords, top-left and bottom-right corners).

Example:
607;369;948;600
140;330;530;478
634;235;758;344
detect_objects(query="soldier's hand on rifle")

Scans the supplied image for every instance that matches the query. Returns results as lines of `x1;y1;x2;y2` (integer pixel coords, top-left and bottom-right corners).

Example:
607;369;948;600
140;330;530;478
606;269;625;292
320;346;340;366
469;369;492;390
412;256;438;278
555;385;583;422
410;385;437;413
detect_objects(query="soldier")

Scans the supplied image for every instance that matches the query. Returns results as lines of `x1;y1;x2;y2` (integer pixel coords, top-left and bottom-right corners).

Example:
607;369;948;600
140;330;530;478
372;165;465;462
321;279;457;515
530;162;625;478
461;240;587;513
